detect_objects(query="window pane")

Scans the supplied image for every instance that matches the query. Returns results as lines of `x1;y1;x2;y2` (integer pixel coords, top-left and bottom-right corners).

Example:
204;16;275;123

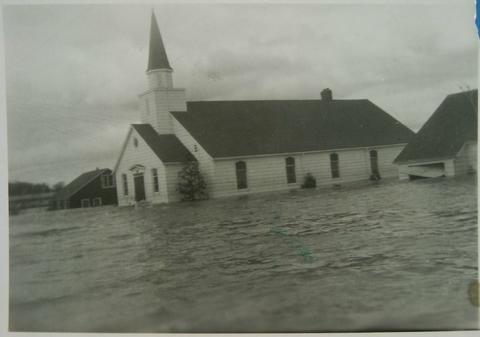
330;153;340;178
152;168;159;192
286;157;296;183
236;161;246;170
102;174;114;188
287;167;296;183
370;150;379;175
236;161;247;189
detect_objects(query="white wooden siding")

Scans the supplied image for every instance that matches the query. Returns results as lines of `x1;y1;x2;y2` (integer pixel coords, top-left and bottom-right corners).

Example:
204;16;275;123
139;95;155;127
115;127;170;206
210;145;405;198
468;142;477;171
147;69;173;89
171;116;215;196
454;141;477;175
138;88;186;134
397;159;456;180
400;141;478;179
397;164;410;180
165;164;184;202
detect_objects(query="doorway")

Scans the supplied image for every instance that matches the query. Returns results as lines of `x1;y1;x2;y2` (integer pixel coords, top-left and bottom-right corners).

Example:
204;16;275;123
134;174;146;202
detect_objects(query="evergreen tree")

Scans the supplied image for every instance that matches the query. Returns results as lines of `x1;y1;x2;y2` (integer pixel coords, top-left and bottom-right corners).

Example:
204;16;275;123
177;161;208;201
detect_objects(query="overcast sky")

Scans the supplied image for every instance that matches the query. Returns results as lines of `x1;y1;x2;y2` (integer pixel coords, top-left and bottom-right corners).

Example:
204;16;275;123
2;1;478;185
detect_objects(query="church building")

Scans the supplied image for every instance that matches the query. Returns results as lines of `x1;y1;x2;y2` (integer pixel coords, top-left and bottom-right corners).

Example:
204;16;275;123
114;13;414;206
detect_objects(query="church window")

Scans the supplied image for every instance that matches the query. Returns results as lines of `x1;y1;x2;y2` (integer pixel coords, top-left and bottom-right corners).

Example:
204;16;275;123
122;174;128;195
133;137;138;148
152;168;159;192
236;161;248;189
330;153;340;178
285;157;296;184
370;150;379;174
81;199;90;208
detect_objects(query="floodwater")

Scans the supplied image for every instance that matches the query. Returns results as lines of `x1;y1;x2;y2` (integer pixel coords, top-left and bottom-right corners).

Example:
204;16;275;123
9;176;478;332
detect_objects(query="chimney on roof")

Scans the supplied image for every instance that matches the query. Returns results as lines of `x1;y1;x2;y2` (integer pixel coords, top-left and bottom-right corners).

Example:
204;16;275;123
321;88;333;102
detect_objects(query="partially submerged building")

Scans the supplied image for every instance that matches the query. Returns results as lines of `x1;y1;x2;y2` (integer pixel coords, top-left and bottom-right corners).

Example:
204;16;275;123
53;168;117;209
394;89;477;179
113;13;415;206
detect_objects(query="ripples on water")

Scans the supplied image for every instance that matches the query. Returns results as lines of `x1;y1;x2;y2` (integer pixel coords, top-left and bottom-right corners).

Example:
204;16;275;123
9;176;478;332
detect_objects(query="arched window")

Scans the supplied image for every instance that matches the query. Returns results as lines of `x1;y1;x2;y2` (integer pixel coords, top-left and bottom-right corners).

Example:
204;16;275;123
370;150;380;177
133;137;138;148
285;157;296;184
236;161;247;189
330;153;340;178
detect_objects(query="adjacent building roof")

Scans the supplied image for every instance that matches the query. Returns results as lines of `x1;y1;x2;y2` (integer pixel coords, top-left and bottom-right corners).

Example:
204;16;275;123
394;89;478;164
55;168;110;200
171;99;414;158
132;124;195;163
147;12;172;71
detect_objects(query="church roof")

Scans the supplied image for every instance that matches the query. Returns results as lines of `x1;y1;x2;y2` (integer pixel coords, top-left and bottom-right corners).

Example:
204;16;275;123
132;124;195;163
171;99;414;158
394;89;477;164
147;12;172;71
55;168;110;200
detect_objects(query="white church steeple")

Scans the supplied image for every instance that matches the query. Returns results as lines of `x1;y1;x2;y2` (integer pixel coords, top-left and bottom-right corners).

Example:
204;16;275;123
146;11;173;89
139;11;186;134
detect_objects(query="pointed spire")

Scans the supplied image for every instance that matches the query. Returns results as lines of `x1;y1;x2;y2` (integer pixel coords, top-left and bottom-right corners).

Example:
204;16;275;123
147;11;172;71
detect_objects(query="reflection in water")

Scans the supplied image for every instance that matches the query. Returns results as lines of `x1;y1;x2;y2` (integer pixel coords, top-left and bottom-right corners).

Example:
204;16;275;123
9;176;478;332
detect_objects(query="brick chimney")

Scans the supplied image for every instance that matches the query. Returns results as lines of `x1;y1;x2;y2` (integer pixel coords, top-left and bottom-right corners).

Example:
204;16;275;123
321;88;333;101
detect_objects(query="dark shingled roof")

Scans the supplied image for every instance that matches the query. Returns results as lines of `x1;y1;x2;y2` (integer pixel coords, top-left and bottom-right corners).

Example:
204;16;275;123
394;89;477;164
171;99;414;158
132;124;195;163
55;168;110;200
147;12;172;71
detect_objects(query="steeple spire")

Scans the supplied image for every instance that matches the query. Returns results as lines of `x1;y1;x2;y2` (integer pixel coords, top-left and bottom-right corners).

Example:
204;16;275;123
147;11;172;71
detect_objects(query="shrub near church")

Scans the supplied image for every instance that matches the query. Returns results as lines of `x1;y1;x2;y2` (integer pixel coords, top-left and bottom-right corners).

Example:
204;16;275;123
177;161;208;201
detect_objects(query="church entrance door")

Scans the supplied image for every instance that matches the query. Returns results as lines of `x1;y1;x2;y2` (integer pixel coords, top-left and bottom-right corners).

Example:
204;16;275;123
134;174;146;202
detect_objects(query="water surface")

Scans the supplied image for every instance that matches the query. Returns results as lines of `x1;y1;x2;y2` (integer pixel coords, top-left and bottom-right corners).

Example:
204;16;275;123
9;176;478;332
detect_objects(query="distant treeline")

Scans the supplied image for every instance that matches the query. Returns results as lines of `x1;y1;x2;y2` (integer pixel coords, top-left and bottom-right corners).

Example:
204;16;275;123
9;181;65;196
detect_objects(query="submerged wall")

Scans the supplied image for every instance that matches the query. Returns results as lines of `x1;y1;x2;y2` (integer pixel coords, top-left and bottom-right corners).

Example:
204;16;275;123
115;127;170;206
209;145;405;199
